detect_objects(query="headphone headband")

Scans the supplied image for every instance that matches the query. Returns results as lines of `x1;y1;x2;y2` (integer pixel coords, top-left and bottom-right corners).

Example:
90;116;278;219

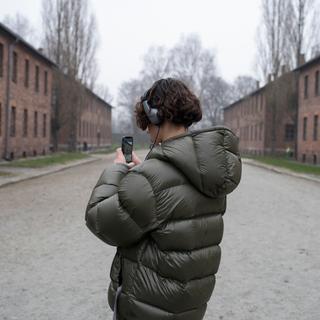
141;90;163;126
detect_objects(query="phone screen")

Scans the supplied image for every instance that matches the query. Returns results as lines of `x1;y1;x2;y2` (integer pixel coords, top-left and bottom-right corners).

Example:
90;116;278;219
122;136;133;163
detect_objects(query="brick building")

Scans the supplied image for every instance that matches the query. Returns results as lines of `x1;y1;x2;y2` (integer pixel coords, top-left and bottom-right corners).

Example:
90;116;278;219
56;83;112;151
224;86;266;155
224;70;298;157
296;55;320;164
0;22;55;160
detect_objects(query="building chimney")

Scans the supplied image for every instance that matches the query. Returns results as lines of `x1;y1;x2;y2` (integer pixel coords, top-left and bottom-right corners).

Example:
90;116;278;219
311;44;320;58
281;65;288;75
256;80;260;89
298;53;305;66
38;47;44;54
268;74;272;83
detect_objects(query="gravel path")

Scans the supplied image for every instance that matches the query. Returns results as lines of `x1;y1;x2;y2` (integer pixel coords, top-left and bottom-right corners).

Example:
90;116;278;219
0;150;319;320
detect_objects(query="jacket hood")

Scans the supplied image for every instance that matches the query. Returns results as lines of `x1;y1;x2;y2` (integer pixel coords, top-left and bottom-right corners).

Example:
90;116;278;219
146;126;242;198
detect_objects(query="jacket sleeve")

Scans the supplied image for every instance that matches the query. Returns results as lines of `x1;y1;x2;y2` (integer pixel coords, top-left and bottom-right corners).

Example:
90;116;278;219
85;163;158;247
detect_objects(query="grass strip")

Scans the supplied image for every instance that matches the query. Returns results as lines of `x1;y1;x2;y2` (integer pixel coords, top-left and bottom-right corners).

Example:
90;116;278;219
0;152;90;168
245;155;320;176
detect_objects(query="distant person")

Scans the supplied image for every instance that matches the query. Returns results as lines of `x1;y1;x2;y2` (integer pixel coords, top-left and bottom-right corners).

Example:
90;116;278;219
85;78;242;320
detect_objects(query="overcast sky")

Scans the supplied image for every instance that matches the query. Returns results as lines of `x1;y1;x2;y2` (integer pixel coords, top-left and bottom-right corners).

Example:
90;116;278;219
0;0;261;101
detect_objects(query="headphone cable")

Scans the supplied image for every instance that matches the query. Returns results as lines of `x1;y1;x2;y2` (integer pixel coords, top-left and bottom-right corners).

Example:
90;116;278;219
144;125;161;161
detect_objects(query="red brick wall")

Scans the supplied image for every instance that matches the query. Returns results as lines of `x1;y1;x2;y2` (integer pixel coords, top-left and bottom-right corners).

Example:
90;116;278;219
224;72;297;158
263;72;297;156
77;95;112;150
224;90;266;156
0;34;9;157
297;62;320;164
0;33;53;159
57;91;112;151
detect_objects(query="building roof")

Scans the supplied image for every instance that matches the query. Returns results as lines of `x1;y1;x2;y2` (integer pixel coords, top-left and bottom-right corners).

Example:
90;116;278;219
294;54;320;72
224;61;304;112
0;21;113;109
0;21;56;67
86;87;114;109
224;85;265;111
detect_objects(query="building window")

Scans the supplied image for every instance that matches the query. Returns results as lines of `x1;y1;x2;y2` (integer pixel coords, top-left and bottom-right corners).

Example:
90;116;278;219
314;154;317;165
12;51;18;83
304;75;309;99
0;103;2;136
35;65;40;92
24;59;29;88
34;111;38;137
10;106;16;137
315;71;320;96
44;71;48;95
43;113;47;137
0;42;3;77
23;109;28;137
314;115;318;141
259;123;263;141
303;117;308;140
302;154;306;162
285;124;295;141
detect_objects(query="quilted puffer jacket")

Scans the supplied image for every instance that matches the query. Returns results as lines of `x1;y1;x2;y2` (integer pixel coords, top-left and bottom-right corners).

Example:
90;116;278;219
85;126;242;320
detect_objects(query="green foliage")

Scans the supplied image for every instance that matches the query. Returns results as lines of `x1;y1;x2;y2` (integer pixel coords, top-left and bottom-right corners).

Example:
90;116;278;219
0;152;89;168
246;155;320;176
0;171;14;177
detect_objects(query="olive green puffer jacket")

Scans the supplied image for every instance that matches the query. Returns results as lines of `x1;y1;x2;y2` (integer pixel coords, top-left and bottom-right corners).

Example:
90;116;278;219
85;126;242;320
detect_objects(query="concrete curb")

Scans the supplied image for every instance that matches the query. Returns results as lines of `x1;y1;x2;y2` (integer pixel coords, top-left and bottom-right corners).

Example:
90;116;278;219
0;156;102;189
243;158;320;185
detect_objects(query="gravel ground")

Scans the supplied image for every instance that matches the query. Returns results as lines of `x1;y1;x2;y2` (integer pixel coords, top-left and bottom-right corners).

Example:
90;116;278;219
0;150;319;320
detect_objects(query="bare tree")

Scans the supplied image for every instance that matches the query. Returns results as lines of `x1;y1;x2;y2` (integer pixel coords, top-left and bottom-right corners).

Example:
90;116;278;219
166;34;217;96
117;79;144;134
256;0;292;82
140;46;170;86
117;34;231;131
42;0;99;87
95;84;113;104
286;0;319;67
200;76;233;128
232;75;259;100
256;0;320;82
166;34;229;128
41;0;99;151
2;13;37;45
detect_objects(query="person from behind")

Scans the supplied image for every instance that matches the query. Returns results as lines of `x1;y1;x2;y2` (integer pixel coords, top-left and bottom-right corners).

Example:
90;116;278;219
85;78;242;320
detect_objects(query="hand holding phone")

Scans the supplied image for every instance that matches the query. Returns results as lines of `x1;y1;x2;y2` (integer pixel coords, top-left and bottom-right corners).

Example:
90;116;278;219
121;136;133;163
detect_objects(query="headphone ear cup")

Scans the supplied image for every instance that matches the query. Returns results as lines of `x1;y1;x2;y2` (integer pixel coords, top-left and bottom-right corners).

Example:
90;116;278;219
143;100;163;125
156;109;164;125
149;108;162;125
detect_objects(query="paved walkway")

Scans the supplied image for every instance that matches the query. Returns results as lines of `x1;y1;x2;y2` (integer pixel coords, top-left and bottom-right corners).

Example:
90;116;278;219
242;158;320;184
0;149;319;320
1;151;319;189
0;155;100;188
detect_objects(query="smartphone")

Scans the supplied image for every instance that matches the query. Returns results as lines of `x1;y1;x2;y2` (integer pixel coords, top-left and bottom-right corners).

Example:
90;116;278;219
121;136;133;163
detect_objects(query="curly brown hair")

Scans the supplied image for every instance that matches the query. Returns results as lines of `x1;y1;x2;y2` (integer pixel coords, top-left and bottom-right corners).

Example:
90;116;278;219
134;78;202;130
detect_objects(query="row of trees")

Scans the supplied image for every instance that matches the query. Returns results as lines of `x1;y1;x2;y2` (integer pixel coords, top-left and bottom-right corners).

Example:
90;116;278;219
115;0;320;134
3;0;111;151
4;0;319;137
256;0;320;157
256;0;320;81
115;35;258;134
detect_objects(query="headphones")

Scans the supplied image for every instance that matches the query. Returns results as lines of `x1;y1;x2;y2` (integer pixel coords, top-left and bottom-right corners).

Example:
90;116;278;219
140;90;163;126
140;89;163;160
